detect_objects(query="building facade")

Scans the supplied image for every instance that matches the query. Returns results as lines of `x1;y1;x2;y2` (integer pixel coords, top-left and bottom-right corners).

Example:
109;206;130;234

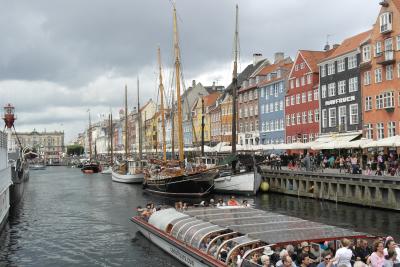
361;0;400;140
209;101;221;146
258;54;293;145
319;32;370;136
285;50;333;143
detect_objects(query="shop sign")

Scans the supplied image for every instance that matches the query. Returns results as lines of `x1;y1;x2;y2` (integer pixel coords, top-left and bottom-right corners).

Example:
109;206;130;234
325;96;355;106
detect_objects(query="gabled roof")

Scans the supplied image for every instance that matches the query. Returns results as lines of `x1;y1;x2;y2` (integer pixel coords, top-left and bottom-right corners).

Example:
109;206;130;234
321;30;372;62
289;49;337;77
257;62;294;87
257;58;293;76
203;92;221;107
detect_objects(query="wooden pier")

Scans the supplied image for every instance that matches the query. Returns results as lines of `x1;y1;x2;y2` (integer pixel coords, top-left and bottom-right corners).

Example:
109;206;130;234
260;167;400;211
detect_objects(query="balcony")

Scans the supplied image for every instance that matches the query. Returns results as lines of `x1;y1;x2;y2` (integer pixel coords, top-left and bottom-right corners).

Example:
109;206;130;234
380;23;393;34
359;61;372;70
377;51;395;65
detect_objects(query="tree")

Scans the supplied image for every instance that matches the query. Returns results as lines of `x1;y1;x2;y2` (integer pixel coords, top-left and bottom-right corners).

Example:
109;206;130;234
67;145;84;156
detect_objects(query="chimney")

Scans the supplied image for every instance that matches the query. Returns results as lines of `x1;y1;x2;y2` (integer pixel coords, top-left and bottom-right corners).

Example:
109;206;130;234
192;80;196;88
253;53;263;65
274;52;285;64
332;44;340;49
212;81;216;91
324;44;330;51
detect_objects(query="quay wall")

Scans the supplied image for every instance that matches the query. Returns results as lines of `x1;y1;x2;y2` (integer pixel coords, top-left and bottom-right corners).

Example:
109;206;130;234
260;168;400;211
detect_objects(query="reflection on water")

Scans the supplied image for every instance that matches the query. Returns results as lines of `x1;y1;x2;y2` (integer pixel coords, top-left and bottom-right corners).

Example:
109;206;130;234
0;167;398;266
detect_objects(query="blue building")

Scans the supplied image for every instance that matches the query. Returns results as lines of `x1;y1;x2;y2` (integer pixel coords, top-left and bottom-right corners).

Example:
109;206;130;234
258;54;293;145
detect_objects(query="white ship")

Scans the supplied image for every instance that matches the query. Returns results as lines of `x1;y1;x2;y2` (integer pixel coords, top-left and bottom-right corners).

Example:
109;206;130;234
0;130;12;232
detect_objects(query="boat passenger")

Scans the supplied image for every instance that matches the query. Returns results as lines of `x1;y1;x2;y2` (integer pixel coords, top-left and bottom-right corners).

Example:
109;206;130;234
140;204;152;221
299;253;312;267
217;199;226;207
333;238;353;267
298;242;317;266
383;249;398;267
227;196;239;206
276;249;289;267
249;253;261;264
286;245;297;263
353;260;367;267
136;206;144;216
355;239;372;263
209;198;215;207
317;252;333;267
261;255;273;267
219;243;229;261
369;240;385;267
182;202;188;210
242;200;251;207
384;237;400;262
282;255;296;267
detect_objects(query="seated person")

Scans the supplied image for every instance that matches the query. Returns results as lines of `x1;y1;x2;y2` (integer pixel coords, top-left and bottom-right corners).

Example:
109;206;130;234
227;196;239;206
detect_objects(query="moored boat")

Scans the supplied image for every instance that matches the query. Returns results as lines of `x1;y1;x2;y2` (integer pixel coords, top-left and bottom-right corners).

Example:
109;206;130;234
111;159;146;183
131;206;372;267
0;130;12;232
81;161;101;174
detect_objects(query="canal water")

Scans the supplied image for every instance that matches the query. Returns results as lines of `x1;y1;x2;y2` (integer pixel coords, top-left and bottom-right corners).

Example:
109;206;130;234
0;167;398;266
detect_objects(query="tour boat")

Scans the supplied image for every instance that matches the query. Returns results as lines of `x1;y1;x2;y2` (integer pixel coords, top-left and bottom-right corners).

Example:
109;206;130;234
0;130;12;232
131;206;372;267
111;159;146;183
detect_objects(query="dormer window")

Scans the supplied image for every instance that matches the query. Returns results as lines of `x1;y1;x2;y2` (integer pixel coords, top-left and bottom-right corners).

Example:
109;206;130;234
380;12;392;33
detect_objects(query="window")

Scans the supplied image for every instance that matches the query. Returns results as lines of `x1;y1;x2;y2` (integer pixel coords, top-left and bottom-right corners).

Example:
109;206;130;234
338;80;346;95
385;38;393;61
301;76;305;86
321;65;326;77
375;68;382;83
274;85;278;97
386;65;393;80
296;94;300;104
254;90;258;99
365;96;372;111
291;114;295;125
348;77;358;92
292;136;296;143
338;106;346;128
295;65;299;71
254;105;258;115
280;119;284;130
364;71;371;85
244;107;248;117
290;80;294;89
377;122;384;139
362;45;371;62
300;63;305;69
286;97;290;107
349;104;358;125
366;123;373;140
239;108;243;118
337;58;345;72
260;88;264;97
308;91;312;102
302;134;307;143
328;83;336;97
307;74;312;84
291;95;295;105
327;62;335;75
279;82;284;93
286;115;290;126
249;91;253;101
302;111;307;124
296;78;300;87
397;36;400;51
388;121;396;137
249;106;253;116
270;121;274;131
328;108;336;128
274;102;279;112
269;103;273;112
384;91;395;108
265;121;270;132
375;41;382;56
321;85;327;98
322;109;327;128
348;55;357;69
302;92;306;103
261;105;264;114
380;12;392;33
265;104;269;113
287;136;291;144
308;110;313;123
314;88;319;100
296;113;301;124
314;109;319;122
309;133;314;142
279;100;284;111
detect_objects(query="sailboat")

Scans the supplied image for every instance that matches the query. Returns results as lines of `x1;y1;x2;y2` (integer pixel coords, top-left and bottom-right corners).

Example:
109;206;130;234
81;110;101;173
111;84;146;183
142;4;218;197
213;5;262;196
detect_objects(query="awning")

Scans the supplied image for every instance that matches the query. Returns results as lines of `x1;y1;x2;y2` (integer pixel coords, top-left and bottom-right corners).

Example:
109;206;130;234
362;135;400;148
311;132;362;150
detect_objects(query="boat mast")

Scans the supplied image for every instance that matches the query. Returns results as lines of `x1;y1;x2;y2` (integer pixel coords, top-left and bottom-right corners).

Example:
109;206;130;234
158;46;167;162
88;110;92;161
231;4;239;156
173;4;184;163
124;85;129;159
110;113;113;166
137;77;142;161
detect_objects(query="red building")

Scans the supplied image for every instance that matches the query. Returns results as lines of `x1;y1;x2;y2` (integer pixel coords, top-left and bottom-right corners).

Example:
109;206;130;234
285;50;335;144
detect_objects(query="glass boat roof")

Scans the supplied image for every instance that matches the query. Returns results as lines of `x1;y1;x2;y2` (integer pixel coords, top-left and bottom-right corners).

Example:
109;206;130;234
182;207;368;245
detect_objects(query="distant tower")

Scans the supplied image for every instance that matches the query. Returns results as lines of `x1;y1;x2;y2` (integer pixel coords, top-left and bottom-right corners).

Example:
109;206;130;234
3;103;16;151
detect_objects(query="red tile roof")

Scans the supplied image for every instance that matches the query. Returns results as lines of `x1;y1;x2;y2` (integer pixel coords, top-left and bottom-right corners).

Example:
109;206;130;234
299;49;337;73
203;92;221;107
322;30;372;62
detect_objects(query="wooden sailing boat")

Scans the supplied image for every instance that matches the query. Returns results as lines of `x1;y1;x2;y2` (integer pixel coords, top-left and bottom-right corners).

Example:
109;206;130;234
82;110;101;173
143;4;219;197
101;112;114;174
111;84;146;183
213;5;262;195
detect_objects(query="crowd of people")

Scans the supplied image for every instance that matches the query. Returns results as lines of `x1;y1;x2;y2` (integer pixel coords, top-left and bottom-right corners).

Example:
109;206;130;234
226;237;400;267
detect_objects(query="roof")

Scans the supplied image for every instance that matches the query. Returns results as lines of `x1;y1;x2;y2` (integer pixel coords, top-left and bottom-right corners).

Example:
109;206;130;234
204;85;225;94
257;61;294;87
203;92;221;107
181;207;370;245
321;30;372;62
225;59;269;93
298;49;337;73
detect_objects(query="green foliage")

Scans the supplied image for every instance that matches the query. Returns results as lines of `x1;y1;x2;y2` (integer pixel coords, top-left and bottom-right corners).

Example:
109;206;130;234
67;145;84;155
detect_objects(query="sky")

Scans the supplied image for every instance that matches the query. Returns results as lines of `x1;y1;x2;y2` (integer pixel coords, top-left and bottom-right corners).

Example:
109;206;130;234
0;0;379;143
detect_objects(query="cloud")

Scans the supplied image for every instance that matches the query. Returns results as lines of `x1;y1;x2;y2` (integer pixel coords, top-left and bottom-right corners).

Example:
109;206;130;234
0;0;379;142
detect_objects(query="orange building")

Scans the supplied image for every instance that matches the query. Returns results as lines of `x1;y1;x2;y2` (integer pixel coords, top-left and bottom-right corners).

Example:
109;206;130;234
361;0;400;140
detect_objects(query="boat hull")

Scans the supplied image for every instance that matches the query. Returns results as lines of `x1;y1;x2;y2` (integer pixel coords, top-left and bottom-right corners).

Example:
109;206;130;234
111;170;144;183
101;167;112;175
81;163;100;174
143;170;217;197
10;162;29;207
213;171;261;196
0;167;11;233
131;217;222;267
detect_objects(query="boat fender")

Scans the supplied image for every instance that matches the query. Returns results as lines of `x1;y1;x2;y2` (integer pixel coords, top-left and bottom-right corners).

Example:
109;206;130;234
260;181;269;192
